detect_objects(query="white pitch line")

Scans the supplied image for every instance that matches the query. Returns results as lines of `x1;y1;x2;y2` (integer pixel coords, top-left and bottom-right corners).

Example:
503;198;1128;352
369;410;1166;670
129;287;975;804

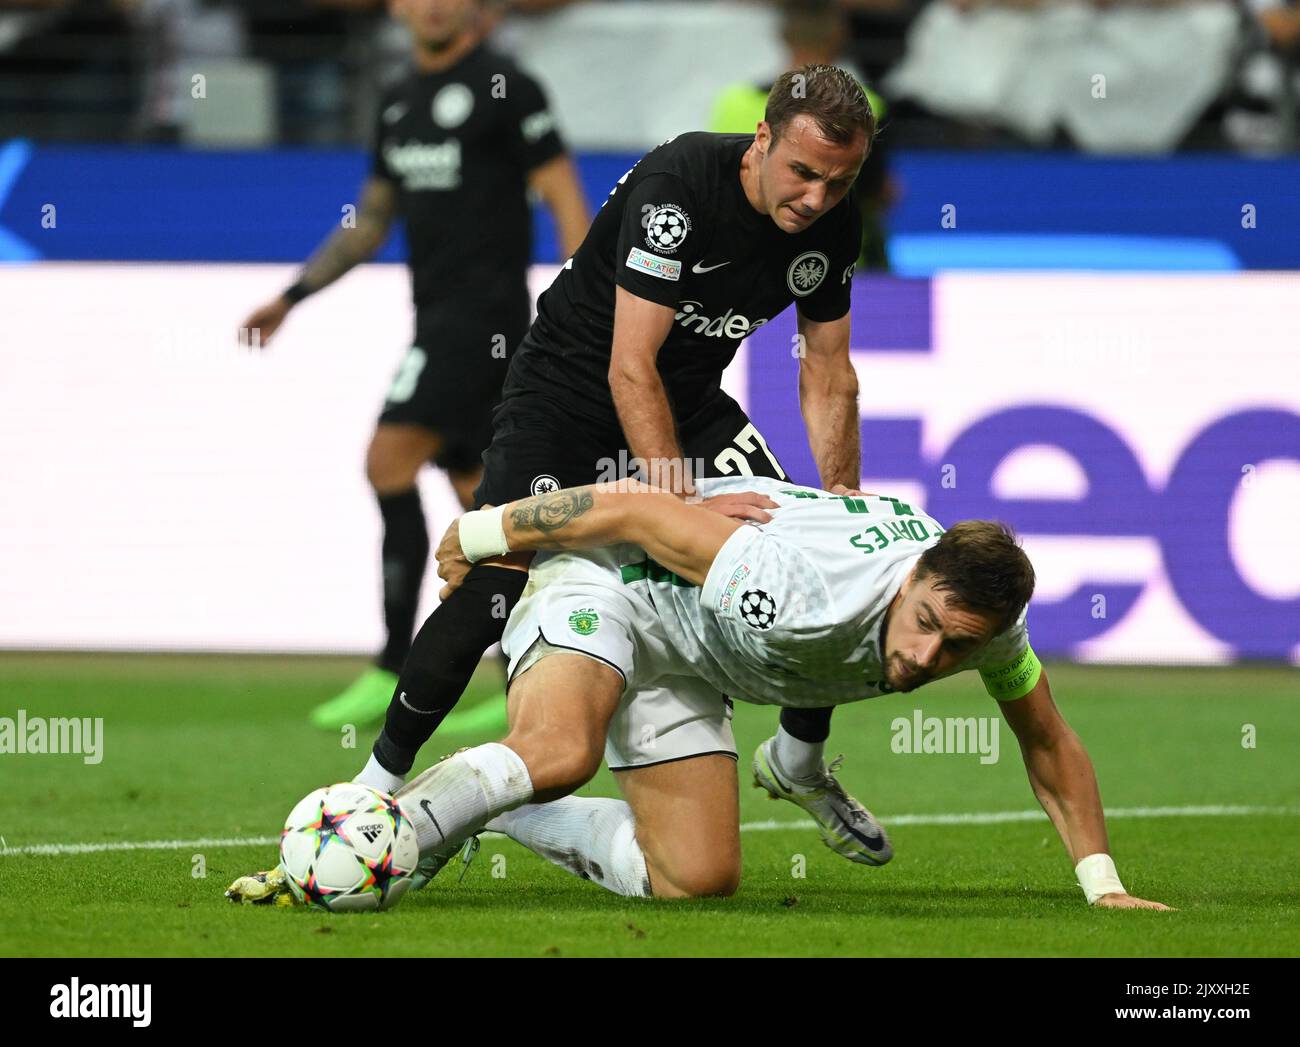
0;835;280;857
738;804;1299;833
2;804;1295;858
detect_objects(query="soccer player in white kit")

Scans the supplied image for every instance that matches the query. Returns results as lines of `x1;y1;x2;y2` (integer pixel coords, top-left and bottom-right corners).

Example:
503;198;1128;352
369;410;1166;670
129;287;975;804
393;476;1171;910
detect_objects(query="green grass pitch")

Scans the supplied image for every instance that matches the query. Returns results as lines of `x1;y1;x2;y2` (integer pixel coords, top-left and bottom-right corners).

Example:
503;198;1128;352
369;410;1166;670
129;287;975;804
0;653;1296;957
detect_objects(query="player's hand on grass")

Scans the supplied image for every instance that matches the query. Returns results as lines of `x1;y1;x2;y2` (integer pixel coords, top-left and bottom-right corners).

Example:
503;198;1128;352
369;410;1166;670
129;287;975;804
692;491;779;523
435;518;472;599
238;297;292;349
1094;892;1175;911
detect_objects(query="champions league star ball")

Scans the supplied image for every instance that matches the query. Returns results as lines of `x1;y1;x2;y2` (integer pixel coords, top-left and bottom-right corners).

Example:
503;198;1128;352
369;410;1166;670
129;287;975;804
279;783;419;912
647;206;687;250
739;588;777;630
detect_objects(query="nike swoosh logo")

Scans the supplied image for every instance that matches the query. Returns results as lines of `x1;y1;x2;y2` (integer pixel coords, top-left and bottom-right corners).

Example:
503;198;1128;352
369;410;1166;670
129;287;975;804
419;799;445;843
768;763;793;794
691;260;731;274
836;812;887;851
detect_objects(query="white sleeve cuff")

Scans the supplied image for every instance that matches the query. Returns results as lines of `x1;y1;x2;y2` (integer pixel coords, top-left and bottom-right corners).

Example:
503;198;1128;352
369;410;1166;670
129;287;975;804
459;505;509;562
1075;852;1125;905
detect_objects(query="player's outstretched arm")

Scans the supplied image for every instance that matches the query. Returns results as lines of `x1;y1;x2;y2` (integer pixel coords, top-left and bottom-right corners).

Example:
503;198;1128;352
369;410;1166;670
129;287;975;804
435;482;776;597
237;176;397;348
1000;668;1174;911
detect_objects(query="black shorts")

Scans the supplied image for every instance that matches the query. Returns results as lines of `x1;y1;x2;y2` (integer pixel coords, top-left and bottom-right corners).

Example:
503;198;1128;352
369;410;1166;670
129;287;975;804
474;391;789;507
378;303;529;472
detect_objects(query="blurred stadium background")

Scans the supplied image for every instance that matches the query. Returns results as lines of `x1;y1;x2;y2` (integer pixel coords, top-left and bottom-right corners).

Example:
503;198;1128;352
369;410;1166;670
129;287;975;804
1;0;1296;665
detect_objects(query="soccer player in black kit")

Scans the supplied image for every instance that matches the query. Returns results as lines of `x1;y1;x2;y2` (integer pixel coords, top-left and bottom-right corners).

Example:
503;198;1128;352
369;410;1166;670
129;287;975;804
240;0;589;730
355;63;894;875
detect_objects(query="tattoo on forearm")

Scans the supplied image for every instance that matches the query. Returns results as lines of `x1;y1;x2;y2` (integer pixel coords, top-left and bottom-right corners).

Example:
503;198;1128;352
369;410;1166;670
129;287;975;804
300;228;372;291
300;182;392;292
509;487;595;544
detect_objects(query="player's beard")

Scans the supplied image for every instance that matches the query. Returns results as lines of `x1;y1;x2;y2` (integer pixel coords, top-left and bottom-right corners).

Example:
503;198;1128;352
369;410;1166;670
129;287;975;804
886;652;926;692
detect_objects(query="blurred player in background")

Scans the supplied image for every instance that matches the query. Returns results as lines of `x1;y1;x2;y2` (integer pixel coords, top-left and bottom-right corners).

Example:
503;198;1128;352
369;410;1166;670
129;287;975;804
712;0;894;270
239;0;589;730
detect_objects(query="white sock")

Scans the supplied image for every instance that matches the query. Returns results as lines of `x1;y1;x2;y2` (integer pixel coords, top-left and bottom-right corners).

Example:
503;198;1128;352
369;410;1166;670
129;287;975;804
354;753;406;796
773;725;825;782
488;797;651;898
395;742;533;855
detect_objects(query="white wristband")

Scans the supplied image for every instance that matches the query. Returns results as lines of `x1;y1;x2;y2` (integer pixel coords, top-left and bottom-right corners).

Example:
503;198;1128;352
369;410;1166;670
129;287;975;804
1075;853;1125;905
458;506;509;562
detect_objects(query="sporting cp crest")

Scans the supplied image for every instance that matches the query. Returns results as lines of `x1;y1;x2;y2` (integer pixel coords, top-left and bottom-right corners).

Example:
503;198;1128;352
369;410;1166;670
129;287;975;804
568;608;600;636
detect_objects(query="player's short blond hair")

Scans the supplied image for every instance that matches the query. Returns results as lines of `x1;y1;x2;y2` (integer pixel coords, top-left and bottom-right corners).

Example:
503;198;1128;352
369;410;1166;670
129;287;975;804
765;64;874;147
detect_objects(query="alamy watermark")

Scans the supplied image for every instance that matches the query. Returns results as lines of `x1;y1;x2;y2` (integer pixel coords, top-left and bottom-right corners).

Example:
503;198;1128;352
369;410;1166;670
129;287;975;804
890;709;1000;764
50;979;150;1026
0;710;103;764
594;450;707;491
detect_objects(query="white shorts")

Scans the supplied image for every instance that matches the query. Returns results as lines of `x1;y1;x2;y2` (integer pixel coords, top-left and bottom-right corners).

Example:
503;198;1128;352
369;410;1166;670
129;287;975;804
502;547;736;771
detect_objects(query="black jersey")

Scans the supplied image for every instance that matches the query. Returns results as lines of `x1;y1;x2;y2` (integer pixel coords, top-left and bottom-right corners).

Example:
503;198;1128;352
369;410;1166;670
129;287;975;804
503;132;861;428
372;45;566;312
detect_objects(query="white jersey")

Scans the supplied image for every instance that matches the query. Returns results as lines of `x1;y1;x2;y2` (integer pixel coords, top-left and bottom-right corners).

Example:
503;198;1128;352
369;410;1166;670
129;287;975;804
621;476;1032;708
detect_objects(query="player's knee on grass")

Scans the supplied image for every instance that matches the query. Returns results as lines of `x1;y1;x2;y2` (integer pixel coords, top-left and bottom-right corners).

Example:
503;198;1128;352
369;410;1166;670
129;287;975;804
641;838;741;899
614;753;742;898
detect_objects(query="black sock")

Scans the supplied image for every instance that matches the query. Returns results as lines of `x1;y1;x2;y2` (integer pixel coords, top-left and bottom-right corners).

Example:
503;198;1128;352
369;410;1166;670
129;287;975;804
372;564;528;775
779;705;833;743
377;488;429;673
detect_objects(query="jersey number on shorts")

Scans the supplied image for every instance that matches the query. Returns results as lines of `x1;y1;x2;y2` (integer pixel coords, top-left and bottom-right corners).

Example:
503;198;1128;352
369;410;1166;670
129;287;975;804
387;346;427;404
713;422;787;480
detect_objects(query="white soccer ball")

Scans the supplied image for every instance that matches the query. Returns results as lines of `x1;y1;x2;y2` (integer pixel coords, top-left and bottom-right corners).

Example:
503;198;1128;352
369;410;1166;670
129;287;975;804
279;782;419;912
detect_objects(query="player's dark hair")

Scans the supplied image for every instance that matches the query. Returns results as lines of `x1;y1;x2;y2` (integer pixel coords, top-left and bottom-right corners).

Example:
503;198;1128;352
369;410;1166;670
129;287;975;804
765;63;874;147
914;521;1035;635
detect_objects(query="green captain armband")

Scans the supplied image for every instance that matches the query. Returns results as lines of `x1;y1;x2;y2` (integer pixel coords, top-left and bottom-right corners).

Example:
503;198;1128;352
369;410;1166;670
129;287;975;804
978;645;1042;701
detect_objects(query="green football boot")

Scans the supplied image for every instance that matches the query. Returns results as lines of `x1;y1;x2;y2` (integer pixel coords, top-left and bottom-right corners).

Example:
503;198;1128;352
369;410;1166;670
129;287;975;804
309;666;398;730
437;690;509;735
